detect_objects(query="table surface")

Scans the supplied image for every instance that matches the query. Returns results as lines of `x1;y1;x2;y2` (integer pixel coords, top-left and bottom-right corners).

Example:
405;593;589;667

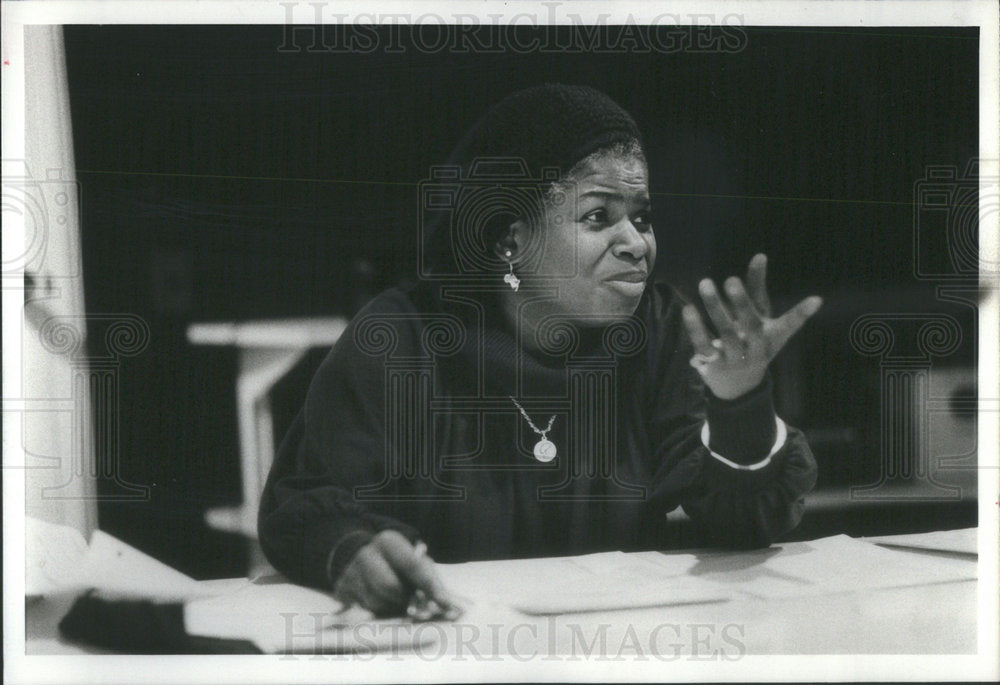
25;529;981;657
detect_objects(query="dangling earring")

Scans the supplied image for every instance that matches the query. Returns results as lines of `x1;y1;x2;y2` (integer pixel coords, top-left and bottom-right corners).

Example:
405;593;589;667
502;250;520;291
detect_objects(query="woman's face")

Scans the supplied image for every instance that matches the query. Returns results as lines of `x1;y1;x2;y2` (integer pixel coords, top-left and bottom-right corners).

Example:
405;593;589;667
513;152;656;327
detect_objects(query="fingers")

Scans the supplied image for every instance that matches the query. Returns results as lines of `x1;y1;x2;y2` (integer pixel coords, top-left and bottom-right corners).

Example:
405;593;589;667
682;304;715;356
723;277;764;337
698;279;742;351
332;561;367;609
337;531;458;616
357;547;408;614
770;295;823;353
334;550;402;616
373;531;455;609
746;253;771;316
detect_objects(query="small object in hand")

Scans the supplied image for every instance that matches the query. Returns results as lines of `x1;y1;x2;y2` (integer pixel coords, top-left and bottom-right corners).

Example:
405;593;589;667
689;350;721;370
406;589;462;622
405;541;463;622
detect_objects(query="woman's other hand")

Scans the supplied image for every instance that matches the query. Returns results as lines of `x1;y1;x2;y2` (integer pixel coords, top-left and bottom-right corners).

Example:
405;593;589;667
333;530;456;617
682;253;823;401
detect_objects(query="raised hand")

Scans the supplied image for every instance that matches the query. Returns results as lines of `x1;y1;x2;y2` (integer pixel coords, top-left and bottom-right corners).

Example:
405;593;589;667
681;254;822;401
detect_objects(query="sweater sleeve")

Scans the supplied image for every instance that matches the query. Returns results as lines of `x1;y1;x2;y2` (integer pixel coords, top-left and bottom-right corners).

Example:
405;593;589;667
257;296;421;590
643;284;818;549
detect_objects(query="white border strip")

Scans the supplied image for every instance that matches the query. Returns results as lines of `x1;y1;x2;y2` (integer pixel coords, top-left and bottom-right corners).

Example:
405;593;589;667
0;0;996;27
3;2;997;684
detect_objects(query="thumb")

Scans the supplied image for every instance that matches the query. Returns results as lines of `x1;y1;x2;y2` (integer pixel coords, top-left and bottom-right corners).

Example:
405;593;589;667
770;296;823;353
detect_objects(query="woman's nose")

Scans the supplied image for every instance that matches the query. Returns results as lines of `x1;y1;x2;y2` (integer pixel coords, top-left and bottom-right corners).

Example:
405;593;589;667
611;220;650;261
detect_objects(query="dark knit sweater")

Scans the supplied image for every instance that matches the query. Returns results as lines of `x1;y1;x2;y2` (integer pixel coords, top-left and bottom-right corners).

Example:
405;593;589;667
258;281;818;590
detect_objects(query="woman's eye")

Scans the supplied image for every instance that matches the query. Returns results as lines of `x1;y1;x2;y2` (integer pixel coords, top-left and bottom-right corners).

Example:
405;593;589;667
581;208;653;231
632;213;653;232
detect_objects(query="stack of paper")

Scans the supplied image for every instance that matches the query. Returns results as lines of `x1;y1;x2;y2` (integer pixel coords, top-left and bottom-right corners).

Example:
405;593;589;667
634;534;977;600
27;517;215;601
863;528;977;555
26;517;90;597
436;551;731;615
29;519;977;653
27;518;438;654
182;581;443;653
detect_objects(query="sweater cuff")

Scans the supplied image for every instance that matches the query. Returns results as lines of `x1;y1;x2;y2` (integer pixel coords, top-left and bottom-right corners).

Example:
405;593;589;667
301;521;374;591
313;520;423;590
325;528;376;589
704;375;778;465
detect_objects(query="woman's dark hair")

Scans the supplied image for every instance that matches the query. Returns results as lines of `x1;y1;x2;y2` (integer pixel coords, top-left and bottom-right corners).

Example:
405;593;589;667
420;84;644;277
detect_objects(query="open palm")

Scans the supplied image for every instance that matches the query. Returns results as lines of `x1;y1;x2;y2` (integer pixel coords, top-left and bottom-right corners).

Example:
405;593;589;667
681;254;823;400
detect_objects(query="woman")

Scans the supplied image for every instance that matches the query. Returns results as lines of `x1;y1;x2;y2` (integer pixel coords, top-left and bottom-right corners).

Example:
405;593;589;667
258;83;821;616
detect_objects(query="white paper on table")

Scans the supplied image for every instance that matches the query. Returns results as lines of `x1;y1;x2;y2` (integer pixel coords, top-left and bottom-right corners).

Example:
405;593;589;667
78;530;219;601
863;527;978;555
26;517;90;596
435;551;731;615
635;534;977;600
26;517;444;654
184;582;442;654
26;517;218;602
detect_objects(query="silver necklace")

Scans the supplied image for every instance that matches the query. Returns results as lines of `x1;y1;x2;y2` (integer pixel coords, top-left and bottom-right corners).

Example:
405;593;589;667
509;396;557;462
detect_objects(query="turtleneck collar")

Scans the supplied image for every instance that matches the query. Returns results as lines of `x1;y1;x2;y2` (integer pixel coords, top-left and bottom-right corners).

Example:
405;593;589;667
409;279;647;400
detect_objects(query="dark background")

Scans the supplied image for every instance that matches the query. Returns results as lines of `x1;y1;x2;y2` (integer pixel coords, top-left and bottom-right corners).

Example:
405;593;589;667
63;25;979;579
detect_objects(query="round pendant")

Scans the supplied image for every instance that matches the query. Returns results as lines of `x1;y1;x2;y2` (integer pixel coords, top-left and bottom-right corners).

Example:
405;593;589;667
533;439;557;462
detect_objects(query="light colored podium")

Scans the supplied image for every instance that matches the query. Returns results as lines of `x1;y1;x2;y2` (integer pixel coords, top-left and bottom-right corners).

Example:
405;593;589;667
187;317;349;538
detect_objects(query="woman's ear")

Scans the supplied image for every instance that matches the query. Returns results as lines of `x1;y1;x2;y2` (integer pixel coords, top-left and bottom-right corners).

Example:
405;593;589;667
494;219;527;260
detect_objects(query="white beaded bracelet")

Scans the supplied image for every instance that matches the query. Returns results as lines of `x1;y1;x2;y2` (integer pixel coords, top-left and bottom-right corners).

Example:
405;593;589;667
700;416;788;471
